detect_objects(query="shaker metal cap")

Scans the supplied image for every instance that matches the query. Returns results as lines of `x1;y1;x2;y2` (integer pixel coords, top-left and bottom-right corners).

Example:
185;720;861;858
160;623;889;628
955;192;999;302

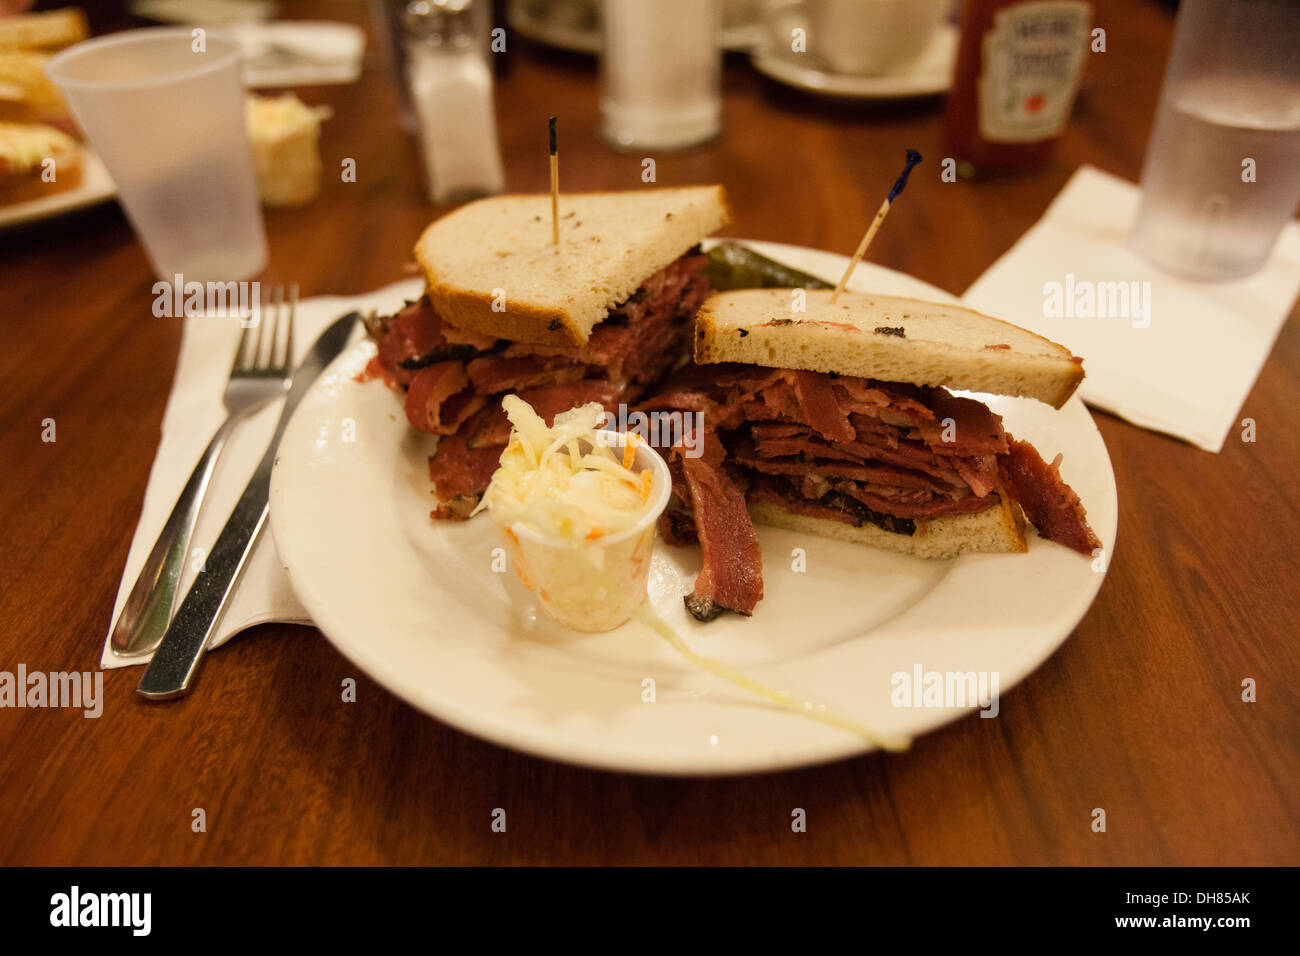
402;0;479;46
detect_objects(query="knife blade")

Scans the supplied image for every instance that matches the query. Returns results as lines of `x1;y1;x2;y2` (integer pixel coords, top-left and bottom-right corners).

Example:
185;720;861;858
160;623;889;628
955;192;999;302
137;312;360;700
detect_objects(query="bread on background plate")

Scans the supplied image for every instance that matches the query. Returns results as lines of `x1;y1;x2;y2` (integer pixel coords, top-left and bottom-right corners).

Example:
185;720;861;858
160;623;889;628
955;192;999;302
0;121;82;205
0;8;89;52
0;50;74;131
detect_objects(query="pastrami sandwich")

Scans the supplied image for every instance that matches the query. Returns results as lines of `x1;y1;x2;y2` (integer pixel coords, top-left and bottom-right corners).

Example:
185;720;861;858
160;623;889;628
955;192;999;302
363;185;731;517
646;288;1103;621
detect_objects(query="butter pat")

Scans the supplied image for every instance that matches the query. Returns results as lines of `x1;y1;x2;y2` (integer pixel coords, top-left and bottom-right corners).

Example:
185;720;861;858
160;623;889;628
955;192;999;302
245;93;331;208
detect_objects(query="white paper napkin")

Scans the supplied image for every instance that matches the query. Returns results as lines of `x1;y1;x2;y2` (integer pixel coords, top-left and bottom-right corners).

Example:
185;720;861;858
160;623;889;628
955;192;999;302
230;21;367;88
962;165;1300;453
128;6;367;87
101;279;425;670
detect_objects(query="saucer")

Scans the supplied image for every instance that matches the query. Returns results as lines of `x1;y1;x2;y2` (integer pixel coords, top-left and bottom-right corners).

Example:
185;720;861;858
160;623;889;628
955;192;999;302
751;22;958;100
508;0;765;53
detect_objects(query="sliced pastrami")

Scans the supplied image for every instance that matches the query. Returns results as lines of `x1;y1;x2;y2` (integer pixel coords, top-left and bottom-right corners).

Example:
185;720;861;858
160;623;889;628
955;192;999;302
997;436;1102;555
671;428;763;621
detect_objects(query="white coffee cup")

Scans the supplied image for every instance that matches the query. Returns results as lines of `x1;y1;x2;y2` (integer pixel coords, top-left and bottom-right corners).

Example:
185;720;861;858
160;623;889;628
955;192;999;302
773;0;950;76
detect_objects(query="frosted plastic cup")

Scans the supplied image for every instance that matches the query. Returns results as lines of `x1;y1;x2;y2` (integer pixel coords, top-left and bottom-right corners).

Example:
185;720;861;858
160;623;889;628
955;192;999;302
47;28;267;282
492;435;673;633
1130;0;1300;280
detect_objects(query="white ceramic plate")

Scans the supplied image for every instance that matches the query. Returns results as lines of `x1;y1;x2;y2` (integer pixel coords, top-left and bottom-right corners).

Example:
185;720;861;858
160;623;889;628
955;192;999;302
0;148;115;229
751;23;958;101
269;240;1117;775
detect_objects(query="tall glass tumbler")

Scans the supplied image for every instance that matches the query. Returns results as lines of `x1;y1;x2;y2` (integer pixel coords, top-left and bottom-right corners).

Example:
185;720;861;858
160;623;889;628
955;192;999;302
600;0;722;151
1130;0;1300;281
47;28;267;282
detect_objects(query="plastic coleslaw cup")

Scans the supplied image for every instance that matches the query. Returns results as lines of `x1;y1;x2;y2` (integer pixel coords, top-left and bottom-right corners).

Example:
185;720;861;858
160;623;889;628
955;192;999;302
492;433;672;633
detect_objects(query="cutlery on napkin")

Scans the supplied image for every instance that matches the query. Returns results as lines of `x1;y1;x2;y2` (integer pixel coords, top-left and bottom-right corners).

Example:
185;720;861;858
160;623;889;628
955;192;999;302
100;279;425;670
137;311;360;698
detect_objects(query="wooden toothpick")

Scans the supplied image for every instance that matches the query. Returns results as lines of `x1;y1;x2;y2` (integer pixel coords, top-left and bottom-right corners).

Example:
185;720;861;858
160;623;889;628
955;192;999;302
549;116;559;246
831;150;923;303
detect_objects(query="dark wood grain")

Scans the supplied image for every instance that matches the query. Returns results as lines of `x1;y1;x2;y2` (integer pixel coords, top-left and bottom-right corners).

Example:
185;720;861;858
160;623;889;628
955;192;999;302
0;0;1296;866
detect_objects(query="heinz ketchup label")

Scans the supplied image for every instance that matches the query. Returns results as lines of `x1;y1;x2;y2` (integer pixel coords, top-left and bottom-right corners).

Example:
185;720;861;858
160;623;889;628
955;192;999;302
977;1;1091;143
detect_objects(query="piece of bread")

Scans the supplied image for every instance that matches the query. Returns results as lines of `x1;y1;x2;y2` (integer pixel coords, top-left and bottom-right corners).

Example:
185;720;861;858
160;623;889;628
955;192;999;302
695;288;1084;408
0;50;72;128
748;493;1028;559
0;8;89;51
246;93;332;208
414;185;731;348
0;121;81;205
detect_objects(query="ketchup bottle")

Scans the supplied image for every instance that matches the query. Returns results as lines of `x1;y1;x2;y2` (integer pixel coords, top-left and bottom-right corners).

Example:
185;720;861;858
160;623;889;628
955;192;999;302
944;0;1093;175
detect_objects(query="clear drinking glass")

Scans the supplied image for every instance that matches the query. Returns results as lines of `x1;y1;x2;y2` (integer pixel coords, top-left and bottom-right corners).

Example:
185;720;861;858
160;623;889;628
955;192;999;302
600;0;722;151
1130;0;1300;281
47;28;267;282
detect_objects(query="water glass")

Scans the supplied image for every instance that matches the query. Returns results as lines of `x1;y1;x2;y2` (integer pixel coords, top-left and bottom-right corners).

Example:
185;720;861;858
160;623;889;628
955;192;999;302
1130;0;1300;281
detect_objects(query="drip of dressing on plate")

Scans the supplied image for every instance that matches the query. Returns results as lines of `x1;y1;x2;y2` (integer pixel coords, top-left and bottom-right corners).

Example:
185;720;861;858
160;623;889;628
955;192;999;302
582;555;913;752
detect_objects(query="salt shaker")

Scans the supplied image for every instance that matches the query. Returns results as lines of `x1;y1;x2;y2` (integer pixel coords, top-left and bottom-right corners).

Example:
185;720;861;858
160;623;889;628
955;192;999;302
402;0;505;203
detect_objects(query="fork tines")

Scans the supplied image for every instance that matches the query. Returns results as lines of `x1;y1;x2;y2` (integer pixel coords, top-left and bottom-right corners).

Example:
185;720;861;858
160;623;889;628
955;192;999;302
234;283;298;376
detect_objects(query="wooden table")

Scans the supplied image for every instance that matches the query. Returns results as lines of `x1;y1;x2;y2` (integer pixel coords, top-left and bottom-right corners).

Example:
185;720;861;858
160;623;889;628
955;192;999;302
1;0;1295;866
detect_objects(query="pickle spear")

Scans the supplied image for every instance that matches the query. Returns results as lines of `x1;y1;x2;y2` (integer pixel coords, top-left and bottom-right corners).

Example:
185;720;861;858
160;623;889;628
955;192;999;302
705;242;834;291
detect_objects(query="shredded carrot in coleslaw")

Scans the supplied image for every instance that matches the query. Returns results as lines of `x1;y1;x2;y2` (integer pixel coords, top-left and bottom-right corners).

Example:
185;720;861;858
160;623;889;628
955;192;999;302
475;397;652;541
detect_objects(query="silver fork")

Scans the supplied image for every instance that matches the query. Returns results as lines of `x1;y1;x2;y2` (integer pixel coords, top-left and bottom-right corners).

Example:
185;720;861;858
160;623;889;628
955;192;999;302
109;284;297;659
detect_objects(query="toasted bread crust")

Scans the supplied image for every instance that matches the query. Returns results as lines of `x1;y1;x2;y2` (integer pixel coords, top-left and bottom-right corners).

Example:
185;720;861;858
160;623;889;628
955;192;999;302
423;282;579;348
695;288;1085;408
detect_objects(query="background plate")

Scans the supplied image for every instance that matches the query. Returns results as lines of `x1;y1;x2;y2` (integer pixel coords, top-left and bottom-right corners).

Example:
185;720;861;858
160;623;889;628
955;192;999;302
0;149;114;230
750;24;957;100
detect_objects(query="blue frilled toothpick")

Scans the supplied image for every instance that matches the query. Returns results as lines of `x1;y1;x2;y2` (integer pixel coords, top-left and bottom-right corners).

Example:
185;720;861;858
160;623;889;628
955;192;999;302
830;150;923;303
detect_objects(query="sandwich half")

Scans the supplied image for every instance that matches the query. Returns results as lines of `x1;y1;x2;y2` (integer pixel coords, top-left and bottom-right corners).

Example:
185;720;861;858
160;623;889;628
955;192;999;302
363;185;731;517
646;288;1103;621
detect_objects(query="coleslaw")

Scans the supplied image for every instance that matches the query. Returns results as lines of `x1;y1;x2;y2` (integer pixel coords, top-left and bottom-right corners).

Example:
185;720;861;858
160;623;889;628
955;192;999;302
478;396;671;632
